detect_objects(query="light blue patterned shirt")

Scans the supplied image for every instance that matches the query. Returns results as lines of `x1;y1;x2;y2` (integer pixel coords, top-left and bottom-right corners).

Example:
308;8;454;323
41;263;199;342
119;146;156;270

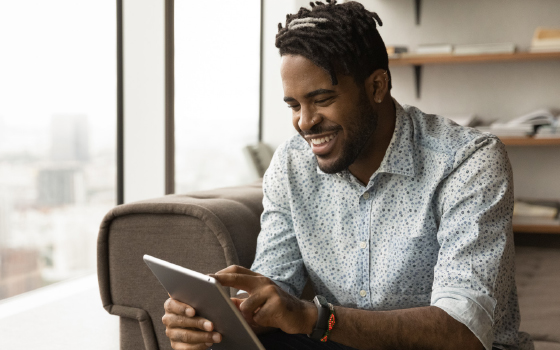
251;101;533;350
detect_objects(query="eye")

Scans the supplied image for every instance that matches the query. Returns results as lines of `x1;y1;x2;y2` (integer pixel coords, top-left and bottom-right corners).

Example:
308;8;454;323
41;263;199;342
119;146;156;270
287;104;300;111
315;97;334;105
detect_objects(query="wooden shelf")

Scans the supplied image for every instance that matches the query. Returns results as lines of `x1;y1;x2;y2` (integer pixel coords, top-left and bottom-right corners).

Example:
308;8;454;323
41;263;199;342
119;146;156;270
389;51;560;97
499;137;560;146
513;216;560;234
389;51;560;66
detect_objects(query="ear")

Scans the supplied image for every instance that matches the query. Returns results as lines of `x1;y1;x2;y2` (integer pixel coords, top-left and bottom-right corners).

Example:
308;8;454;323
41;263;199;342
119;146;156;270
364;69;389;105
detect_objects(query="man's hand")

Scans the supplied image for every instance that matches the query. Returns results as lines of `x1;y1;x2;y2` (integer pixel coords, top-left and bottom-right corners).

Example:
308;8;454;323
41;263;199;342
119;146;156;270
211;265;317;335
162;296;222;350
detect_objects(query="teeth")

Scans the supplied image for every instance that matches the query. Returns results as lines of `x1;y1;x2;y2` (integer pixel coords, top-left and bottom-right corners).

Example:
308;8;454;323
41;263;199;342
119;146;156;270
311;134;335;145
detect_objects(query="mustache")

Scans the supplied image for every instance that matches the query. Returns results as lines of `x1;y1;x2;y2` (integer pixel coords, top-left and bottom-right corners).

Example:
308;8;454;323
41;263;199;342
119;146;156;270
299;126;341;137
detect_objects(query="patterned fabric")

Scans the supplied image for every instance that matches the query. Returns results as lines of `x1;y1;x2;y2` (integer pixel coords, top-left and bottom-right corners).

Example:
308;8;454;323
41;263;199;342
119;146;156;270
251;101;534;350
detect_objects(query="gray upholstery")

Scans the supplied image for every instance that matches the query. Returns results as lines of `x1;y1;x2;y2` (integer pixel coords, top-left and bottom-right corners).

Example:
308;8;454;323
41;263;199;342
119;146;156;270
97;182;263;350
98;181;560;350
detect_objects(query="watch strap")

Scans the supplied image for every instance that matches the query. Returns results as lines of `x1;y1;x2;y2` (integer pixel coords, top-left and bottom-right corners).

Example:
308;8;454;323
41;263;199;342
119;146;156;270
308;295;330;340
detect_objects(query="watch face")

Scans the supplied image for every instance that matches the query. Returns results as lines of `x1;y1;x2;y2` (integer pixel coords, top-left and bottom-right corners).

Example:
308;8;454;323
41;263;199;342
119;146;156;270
315;295;328;307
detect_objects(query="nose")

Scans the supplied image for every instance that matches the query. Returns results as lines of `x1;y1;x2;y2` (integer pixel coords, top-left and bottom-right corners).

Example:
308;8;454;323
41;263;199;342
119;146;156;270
298;105;320;131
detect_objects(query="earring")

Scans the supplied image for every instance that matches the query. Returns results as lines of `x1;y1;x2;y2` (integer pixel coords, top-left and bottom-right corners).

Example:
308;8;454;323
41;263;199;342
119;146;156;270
376;98;382;103
311;118;315;123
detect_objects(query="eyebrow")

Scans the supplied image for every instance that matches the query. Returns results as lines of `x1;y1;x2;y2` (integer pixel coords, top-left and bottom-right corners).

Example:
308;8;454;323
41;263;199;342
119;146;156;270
283;88;336;102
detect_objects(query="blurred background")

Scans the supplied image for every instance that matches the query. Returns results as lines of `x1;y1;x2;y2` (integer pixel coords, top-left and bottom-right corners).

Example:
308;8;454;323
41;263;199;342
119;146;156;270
0;1;559;348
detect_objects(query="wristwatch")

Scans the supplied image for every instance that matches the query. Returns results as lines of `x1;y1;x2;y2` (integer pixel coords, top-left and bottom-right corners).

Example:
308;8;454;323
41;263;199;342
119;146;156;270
307;295;330;340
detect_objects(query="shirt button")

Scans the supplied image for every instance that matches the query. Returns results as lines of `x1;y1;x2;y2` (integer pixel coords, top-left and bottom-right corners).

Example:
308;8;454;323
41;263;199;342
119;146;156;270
359;290;367;297
363;192;370;199
359;241;367;249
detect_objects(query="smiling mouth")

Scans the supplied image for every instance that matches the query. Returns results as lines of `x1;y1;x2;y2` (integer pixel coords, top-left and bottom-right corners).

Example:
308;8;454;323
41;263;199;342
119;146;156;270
307;131;339;156
310;133;336;145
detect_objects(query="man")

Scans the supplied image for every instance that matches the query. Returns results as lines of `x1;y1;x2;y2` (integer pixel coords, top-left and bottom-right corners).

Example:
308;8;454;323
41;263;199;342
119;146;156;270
162;1;534;349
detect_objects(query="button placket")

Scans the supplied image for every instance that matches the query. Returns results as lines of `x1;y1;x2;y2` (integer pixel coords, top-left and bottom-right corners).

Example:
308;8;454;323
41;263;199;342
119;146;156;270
359;190;373;308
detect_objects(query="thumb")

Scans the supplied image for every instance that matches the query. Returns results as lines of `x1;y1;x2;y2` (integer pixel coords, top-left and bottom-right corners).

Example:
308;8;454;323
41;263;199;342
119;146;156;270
230;297;246;310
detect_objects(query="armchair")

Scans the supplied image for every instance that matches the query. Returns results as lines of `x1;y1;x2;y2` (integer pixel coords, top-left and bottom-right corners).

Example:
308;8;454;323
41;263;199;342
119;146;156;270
97;181;560;350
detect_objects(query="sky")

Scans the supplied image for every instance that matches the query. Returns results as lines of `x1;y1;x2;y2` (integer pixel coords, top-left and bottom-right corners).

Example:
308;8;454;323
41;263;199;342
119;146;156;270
0;0;116;154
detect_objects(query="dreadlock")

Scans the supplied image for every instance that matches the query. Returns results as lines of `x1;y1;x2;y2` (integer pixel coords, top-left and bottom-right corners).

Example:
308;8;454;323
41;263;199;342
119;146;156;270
276;0;391;89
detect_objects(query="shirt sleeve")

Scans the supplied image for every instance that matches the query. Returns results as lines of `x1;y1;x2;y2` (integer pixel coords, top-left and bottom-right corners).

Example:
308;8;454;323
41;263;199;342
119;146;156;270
249;143;308;297
431;136;516;350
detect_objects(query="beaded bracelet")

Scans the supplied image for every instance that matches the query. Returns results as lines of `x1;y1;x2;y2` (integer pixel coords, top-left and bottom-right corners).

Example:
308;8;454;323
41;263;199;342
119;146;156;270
320;303;336;342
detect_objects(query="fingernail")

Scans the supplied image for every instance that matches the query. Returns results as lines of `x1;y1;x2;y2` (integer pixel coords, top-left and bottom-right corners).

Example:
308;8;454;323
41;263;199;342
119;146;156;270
205;343;213;347
204;321;212;331
212;333;221;343
185;308;194;316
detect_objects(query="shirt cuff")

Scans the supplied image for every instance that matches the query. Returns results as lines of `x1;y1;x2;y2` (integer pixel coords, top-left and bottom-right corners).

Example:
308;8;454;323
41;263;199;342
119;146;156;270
236;290;248;297
431;287;497;350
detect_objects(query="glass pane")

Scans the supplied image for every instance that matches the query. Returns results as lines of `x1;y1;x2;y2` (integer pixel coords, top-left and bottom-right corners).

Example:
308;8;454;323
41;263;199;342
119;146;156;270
0;1;116;299
175;0;261;193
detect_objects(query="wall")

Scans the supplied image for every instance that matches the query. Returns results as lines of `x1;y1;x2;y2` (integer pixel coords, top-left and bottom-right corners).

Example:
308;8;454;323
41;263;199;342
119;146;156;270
262;0;560;200
261;0;300;148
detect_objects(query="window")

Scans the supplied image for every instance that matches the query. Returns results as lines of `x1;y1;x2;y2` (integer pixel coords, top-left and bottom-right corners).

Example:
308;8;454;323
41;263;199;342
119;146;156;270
174;0;261;193
0;0;116;299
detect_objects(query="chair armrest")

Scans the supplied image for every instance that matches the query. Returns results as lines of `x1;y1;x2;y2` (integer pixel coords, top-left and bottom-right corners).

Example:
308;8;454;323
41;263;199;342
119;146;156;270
97;181;263;350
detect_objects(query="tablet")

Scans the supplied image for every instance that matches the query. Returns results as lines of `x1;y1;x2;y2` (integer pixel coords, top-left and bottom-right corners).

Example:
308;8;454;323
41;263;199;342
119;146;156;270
143;255;265;350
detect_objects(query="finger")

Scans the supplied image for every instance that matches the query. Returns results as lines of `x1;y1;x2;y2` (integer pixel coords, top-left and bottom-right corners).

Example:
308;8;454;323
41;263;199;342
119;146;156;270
166;328;222;345
165;298;196;317
230;297;246;311
162;314;214;331
214;265;261;276
210;273;270;293
240;292;269;322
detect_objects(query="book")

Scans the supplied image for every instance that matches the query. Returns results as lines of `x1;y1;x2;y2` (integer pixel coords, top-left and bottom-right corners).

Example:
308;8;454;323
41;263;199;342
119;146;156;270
530;27;560;52
529;45;560;53
507;108;559;127
535;125;560;139
454;43;516;55
514;200;560;219
415;44;453;55
478;124;533;137
478;109;559;136
386;46;408;56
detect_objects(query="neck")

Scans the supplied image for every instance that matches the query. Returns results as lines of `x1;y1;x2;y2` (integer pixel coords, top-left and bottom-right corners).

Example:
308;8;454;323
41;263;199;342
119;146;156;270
348;97;396;185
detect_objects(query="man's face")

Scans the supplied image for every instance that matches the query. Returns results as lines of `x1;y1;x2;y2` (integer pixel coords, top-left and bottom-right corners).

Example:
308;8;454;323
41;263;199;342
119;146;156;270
280;55;378;174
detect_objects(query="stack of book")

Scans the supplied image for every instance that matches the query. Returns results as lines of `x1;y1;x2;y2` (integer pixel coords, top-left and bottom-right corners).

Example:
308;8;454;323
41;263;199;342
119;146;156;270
454;43;515;55
415;44;453;55
477;124;533;137
514;200;560;220
408;43;516;56
530;27;560;52
477;109;559;137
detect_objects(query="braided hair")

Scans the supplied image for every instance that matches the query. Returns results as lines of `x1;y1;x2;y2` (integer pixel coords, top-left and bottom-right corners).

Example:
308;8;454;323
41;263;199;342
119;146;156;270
276;0;391;89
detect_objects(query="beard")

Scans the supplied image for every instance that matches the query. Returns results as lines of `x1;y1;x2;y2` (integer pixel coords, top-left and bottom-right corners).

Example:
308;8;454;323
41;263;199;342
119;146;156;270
316;92;379;174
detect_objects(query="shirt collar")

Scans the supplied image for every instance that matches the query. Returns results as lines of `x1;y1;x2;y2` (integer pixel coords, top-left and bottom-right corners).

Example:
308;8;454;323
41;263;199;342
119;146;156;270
316;99;416;180
376;100;416;178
